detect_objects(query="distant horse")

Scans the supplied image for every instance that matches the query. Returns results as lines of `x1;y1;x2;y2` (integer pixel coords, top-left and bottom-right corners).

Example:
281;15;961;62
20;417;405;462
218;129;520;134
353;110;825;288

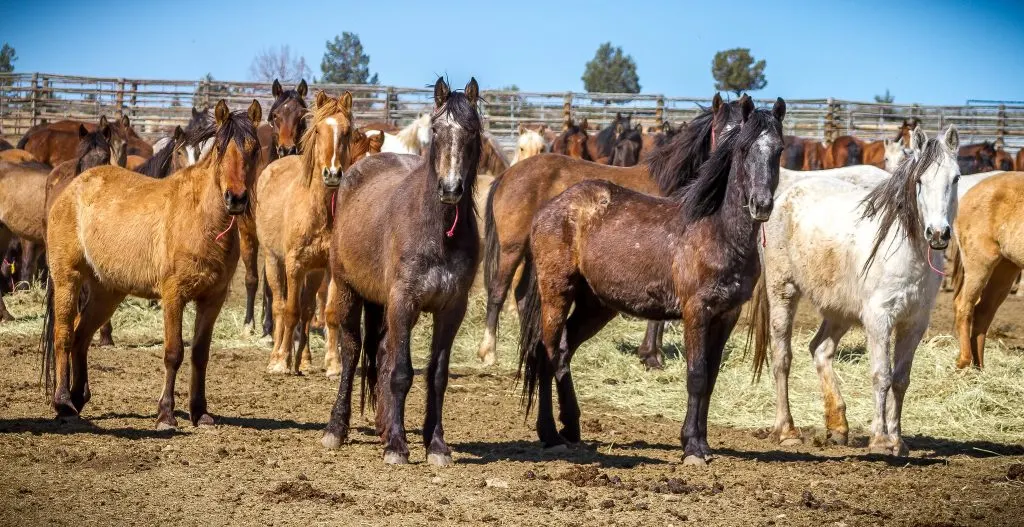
803;140;827;170
512;124;548;165
518;97;786;464
863;138;911;171
19;116;151;166
640;122;678;159
589;113;631;164
1017;148;1024;173
958;142;997;174
133;126;195;179
551;118;593;161
256;90;359;375
42;99;262;427
609;122;643;167
749;125;960;456
781;135;806;170
365;114;432;155
0;148;41;165
478;132;510;175
320;78;482;467
993;149;1015;171
952;171;1024;369
826;135;864;168
480;93;747;370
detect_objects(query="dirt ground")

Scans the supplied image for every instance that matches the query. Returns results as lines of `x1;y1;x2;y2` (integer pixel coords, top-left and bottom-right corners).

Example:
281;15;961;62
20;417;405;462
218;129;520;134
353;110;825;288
1;275;1023;526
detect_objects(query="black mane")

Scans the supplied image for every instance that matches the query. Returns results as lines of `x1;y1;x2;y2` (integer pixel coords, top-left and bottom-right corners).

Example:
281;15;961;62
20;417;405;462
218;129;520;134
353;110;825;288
74;128;112;174
644;107;719;197
595;113;630;158
135;137;176;178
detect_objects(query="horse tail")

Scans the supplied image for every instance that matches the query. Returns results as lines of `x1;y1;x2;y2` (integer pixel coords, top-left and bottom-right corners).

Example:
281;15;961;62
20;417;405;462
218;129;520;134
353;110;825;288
951;245;965;299
39;276;55;395
746;268;771;382
360;307;382;415
260;268;272;337
16;134;29;150
515;248;544;415
482;177;501;293
845;139;863;167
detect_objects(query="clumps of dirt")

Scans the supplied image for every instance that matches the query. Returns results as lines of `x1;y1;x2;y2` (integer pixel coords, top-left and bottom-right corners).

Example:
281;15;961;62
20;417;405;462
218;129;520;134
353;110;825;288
515;489;589;511
1008;463;1024;481
650;477;704;495
556;465;603;486
582;418;603;433
264;481;354;505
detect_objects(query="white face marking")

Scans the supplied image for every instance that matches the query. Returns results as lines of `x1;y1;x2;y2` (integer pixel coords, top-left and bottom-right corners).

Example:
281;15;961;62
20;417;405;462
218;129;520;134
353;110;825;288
325;117;340;171
916;147;959;240
435;112;465;190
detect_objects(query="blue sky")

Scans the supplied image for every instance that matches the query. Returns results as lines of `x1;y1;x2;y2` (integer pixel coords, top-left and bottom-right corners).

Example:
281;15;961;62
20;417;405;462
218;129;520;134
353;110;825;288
2;0;1021;105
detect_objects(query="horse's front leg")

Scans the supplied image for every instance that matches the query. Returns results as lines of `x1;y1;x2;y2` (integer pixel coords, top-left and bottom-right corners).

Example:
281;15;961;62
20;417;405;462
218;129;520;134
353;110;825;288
886;319;928;457
694;308;741;458
322;282;363;448
422;301;467;466
680;303;739;465
864;319;894;455
636;321;666;370
156;293;186;430
239;218;260;334
188;291;228;427
281;264;306;375
380;292;419;464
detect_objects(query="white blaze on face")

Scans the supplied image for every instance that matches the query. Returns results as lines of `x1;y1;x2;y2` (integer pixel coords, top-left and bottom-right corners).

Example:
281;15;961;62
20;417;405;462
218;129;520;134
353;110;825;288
325;117;341;173
435;111;466;192
917;149;959;239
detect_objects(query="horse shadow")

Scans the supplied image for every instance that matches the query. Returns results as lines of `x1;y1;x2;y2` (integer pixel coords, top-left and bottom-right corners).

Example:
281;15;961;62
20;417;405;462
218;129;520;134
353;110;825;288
0;414;175;440
456;438;670;467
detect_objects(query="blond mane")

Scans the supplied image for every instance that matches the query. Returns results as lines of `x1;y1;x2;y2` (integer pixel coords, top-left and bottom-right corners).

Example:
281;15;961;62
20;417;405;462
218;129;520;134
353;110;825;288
299;95;353;184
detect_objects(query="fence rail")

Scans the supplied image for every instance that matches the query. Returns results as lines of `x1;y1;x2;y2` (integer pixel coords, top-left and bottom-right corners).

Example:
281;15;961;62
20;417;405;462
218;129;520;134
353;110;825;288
2;73;1023;157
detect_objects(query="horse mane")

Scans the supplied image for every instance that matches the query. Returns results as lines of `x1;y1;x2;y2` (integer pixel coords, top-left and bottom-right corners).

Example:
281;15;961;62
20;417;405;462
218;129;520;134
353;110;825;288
859;137;940;273
394;114;428;152
478;132;509;174
595;114;629;158
677;108;780;224
299;97;353;184
74;128;111;174
644;108;716;197
134;139;177;178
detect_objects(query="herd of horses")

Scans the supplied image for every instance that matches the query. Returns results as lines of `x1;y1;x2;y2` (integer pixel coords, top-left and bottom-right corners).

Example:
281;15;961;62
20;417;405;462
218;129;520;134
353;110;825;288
0;77;1021;466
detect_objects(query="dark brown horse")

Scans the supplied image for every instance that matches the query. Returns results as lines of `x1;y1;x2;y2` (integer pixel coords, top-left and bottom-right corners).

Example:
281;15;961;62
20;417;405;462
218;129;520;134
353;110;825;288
609;122;643;167
517;96;786;464
19;116;151;166
993;148;1015;171
320;78;482;466
826;135;863;168
479;93;745;370
781;135;806;170
590;113;631;164
958;142;997;174
551;118;593;161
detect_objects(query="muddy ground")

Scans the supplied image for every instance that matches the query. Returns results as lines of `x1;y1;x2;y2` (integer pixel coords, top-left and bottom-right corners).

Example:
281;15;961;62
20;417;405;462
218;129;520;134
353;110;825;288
1;277;1022;526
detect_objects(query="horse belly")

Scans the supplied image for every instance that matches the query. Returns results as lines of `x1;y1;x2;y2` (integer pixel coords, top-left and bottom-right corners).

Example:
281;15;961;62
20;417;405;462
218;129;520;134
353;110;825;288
581;260;680;320
77;207;161;297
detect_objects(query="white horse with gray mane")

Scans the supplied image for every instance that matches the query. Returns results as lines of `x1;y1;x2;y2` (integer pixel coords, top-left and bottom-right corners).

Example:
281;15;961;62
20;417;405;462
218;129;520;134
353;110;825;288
749;125;961;457
365;113;431;155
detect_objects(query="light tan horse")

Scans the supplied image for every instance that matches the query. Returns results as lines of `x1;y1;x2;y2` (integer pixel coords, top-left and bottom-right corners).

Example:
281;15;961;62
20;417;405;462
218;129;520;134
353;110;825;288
0;149;42;165
255;90;357;376
42;100;262;427
952;171;1024;369
0;159;49;321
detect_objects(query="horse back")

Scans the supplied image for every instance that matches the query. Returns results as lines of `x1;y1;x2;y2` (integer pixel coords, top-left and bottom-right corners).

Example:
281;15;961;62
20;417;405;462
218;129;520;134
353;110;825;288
0;162;49;241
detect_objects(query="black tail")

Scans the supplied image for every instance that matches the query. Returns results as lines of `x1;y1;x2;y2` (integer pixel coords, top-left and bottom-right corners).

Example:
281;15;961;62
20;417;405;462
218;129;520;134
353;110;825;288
514;249;544;415
260;269;273;337
16;134;29;150
39;277;55;395
482;176;501;293
360;305;383;415
845;140;863;167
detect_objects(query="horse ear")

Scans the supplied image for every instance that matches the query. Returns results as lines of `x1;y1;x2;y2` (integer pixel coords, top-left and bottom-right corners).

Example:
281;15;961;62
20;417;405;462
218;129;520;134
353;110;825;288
79;124;89;139
120;114;130;129
538;124;547;134
297;79;308;98
338;91;353;113
465;77;479;106
215;100;230;126
272;79;282;98
101;123;113;143
911;127;928;152
98;115;109;129
883;138;891;146
433;77;450;108
740;95;755;122
315;90;329;109
943;124;959;152
712;93;723;113
518;123;526;135
247;99;262;125
173;125;185;143
634;123;642;133
772;97;786;122
580;117;588;131
369;131;385;153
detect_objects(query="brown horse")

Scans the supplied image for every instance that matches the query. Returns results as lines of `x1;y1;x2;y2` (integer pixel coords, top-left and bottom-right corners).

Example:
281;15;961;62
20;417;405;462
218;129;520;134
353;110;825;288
19;116;150;166
781;135;806;170
256;90;357;375
609;122;644;167
589;113;632;165
517;96;786;464
1017;148;1024;173
958;142;997;174
42;99;261;426
993;149;1015;171
478;132;510;175
320;78;482;467
479;93;744;370
826;135;864;168
952;171;1024;369
551;117;593;161
640;122;678;160
802;140;827;170
0;159;50;321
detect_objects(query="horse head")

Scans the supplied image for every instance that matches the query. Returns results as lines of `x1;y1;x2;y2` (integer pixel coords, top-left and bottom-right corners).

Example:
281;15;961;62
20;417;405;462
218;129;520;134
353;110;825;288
430;77;482;204
269;78;309;158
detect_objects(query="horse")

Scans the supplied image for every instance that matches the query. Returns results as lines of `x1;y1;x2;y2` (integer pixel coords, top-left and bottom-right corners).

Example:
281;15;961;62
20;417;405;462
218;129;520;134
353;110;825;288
993;149;1015;171
478;132;510;176
551;118;593;161
0;148;41;165
0;138;12;151
803;140;827;170
640;122;679;159
589;113;631;164
517;96;786;464
826;135;864;168
958;142;996;174
19;116;151;166
609;122;643;167
749;125;960;456
1017;148;1024;174
256;90;359;375
781;136;806;170
365;113;432;155
133;126;194;179
42;99;262;427
952;171;1024;369
318;78;482;468
479;94;747;370
778;165;890;192
512;124;548;165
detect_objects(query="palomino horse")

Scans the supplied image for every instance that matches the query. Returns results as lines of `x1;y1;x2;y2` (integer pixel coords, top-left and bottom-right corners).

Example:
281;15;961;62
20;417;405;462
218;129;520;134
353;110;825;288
958;142;996;174
750;125;960;456
320;78;482;467
480;93;744;370
512;124;548;165
551;118;593;161
518;97;786;464
42;100;262;427
19;116;151;166
952;171;1024;369
256;90;358;375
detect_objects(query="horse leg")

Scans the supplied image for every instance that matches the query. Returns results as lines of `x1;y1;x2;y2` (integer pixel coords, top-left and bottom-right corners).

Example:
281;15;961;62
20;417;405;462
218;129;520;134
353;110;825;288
261;269;274;338
188;291;228;427
239;218;260;335
322;282;363;448
312;274;329;334
680;306;713;464
969;260;1019;369
886;318;928;458
321;279;341;378
478;244;523;366
69;285;123;414
864;318;894;455
636;321;666;370
17;240;36;288
422;301;468;466
810;319;852;446
556;289;617;444
380;294;419;464
692;307;741;463
156;294;186;430
954;253;998;369
295;271;322;374
51;273;82;417
264;256;289;373
766;288;802;446
97;321;114;347
281;264;306;375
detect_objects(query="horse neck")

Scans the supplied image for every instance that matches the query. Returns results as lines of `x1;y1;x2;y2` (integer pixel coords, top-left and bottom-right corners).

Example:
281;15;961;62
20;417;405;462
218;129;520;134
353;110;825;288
189;162;235;244
708;164;761;256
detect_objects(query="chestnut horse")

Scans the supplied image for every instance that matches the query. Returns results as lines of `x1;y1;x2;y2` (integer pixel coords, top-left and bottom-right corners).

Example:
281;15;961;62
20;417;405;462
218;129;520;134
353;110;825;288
993;149;1015;171
256;90;357;375
518;97;786;464
19;115;151;166
952;171;1024;369
320;78;482;467
826;135;863;168
551;117;593;161
480;93;743;370
958;142;997;174
42;100;262;427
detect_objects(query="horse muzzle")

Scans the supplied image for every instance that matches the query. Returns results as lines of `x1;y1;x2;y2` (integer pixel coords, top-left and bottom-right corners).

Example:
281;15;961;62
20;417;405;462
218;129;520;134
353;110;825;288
926;225;951;250
322;167;343;188
224;190;249;215
438;179;464;205
748;196;773;222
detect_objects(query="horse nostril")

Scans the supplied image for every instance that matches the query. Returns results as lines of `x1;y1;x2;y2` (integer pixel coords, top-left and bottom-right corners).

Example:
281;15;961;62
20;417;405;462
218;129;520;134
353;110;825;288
941;226;951;240
926;227;934;239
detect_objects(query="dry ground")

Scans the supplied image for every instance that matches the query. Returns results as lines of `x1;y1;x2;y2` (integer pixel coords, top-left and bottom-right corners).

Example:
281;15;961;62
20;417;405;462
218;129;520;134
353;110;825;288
0;269;1022;526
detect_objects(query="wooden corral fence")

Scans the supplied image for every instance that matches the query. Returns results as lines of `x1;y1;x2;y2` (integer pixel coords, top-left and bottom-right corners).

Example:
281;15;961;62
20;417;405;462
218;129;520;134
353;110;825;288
2;73;1023;158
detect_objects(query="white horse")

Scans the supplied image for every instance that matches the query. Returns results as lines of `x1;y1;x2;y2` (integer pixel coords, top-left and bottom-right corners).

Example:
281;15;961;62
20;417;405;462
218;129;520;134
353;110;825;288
366;113;431;155
883;139;909;172
750;125;960;456
511;124;548;165
779;165;890;192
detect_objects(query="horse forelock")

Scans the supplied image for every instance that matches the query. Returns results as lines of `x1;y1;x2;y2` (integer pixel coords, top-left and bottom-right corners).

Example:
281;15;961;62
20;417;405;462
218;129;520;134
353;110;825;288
300;100;353;183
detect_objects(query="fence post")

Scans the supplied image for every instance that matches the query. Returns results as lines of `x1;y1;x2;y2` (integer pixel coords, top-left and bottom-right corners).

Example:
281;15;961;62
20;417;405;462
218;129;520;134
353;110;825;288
824;97;835;144
129;82;138;118
996;104;1006;149
30;73;39;127
563;92;573;129
201;79;210;109
384;86;394;124
655;96;665;131
116;78;124;111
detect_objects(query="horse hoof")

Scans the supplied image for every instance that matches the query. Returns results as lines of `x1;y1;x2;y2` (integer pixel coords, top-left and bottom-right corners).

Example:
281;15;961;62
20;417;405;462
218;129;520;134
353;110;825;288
427;453;454;467
54;402;79;419
827;432;849;446
478;351;496;367
383;451;409;465
321;432;344;450
780;437;803;447
682;455;707;466
193;414;216;428
324;369;341;380
98;338;114;347
259;335;274;346
266;362;289;374
156;421;177;431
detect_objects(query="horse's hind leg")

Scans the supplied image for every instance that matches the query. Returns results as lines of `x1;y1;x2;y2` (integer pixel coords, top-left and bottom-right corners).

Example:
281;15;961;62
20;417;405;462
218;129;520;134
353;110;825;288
264;256;290;374
18;239;38;287
295;271;323;374
239;218;260;334
954;252;999;369
636;321;666;370
321;279;341;378
69;284;124;414
809;319;852;446
423;300;468;466
97;321;114;347
969;260;1019;369
765;286;802;446
478;243;524;366
156;295;187;430
322;282;363;447
50;272;82;417
556;289;617;444
188;291;228;426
